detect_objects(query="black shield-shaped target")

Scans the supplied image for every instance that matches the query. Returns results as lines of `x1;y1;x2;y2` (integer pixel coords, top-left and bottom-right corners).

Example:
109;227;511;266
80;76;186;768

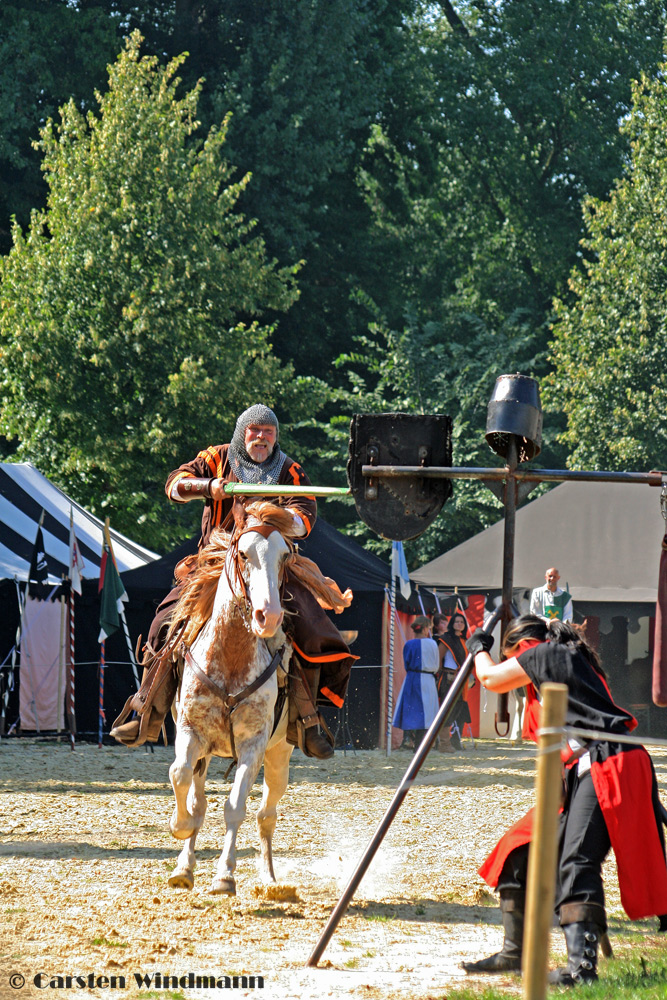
347;413;452;540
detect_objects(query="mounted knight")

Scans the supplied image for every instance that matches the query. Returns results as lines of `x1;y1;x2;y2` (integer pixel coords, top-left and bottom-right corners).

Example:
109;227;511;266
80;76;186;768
111;403;356;759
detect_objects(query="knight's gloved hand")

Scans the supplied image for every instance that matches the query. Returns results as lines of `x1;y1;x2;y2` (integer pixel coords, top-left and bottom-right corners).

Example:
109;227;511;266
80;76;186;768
467;628;494;657
286;508;306;537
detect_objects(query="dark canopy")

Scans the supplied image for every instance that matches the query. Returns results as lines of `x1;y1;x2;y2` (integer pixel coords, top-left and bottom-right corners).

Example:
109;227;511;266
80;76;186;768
121;517;390;595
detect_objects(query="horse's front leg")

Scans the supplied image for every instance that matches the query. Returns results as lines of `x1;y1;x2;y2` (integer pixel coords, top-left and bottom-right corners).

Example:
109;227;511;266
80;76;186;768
256;737;293;884
169;726;205;840
212;737;266;896
169;754;210;890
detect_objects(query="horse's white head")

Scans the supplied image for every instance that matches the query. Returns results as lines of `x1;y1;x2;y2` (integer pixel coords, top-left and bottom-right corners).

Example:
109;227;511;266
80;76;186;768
229;503;290;639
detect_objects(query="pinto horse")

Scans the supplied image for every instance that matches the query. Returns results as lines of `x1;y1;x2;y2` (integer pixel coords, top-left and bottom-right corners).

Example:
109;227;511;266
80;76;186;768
166;502;295;895
165;501;351;896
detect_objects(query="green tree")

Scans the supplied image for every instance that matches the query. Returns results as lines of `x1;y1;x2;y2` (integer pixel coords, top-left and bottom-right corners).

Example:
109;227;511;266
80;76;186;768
548;67;667;472
0;1;421;381
0;0;121;253
317;0;667;558
189;0;421;379
0;32;300;550
366;0;667;322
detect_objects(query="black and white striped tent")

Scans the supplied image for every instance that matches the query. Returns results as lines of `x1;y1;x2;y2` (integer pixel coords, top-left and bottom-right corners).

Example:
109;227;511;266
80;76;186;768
0;462;158;584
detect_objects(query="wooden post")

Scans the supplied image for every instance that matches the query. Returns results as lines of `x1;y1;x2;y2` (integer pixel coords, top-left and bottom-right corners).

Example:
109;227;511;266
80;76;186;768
522;682;568;1000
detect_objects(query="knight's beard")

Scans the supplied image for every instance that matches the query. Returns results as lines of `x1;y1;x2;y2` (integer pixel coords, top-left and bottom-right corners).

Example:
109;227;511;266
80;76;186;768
247;440;271;462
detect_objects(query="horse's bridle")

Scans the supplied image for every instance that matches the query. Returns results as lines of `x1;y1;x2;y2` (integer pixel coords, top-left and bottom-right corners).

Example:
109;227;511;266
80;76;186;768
225;520;290;608
183;518;291;761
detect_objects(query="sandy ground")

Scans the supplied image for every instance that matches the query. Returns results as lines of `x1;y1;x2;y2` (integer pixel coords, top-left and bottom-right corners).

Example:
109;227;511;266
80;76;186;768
1;737;665;1000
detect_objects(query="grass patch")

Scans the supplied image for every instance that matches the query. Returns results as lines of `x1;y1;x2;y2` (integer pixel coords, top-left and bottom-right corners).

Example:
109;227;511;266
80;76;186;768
249;906;284;918
363;913;394;922
91;937;129;948
437;942;667;1000
344;957;360;969
141;994;185;1000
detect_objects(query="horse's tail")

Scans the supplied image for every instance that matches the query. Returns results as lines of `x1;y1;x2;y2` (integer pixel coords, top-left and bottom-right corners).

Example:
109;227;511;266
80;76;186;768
287;553;353;613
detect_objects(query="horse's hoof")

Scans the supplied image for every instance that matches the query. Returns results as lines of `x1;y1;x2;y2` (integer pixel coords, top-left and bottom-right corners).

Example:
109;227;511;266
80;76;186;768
168;867;195;890
210;877;236;896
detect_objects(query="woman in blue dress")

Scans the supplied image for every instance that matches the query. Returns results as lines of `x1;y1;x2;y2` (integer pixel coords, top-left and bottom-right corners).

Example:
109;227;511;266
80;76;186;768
393;616;440;750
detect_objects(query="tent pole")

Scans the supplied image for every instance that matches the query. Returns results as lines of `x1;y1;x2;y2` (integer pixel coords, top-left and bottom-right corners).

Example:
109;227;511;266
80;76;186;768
67;582;76;749
58;575;66;735
386;576;397;756
98;641;105;748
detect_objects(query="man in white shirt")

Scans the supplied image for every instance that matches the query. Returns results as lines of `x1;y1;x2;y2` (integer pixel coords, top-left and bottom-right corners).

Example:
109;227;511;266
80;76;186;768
530;567;573;623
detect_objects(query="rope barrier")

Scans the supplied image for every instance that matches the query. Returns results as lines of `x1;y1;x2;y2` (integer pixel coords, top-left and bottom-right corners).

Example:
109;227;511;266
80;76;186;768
538;725;667;750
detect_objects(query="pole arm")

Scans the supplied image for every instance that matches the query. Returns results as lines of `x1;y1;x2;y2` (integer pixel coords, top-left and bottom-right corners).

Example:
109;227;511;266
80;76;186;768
217;470;667;496
306;605;503;969
102;516;117;565
361;466;667;486
222;484;351;497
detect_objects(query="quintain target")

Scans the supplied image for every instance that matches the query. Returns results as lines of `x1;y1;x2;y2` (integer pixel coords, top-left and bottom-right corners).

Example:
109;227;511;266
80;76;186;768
347;413;452;541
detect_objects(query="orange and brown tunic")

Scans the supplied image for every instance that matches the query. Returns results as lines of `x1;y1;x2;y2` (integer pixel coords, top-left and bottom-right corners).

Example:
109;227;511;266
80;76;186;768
166;443;317;548
160;443;354;706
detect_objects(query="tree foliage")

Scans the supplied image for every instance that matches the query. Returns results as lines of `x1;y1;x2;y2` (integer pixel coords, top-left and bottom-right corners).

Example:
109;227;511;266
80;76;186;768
326;0;667;552
0;0;121;253
548;67;667;472
0;32;300;550
2;3;667;559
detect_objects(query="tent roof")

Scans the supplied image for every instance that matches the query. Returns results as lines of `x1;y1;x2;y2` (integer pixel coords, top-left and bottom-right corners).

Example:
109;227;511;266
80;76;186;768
121;515;392;596
411;480;665;603
0;462;159;583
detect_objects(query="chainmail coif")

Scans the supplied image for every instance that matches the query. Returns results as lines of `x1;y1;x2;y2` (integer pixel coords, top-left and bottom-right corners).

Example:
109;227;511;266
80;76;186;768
228;404;287;484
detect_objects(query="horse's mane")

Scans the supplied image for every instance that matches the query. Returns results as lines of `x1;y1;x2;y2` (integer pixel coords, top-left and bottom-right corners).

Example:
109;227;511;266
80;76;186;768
285;553;352;613
164;501;352;650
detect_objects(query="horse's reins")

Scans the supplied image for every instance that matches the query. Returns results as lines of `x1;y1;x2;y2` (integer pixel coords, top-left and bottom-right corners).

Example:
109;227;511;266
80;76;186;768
184;644;287;768
184;644;285;715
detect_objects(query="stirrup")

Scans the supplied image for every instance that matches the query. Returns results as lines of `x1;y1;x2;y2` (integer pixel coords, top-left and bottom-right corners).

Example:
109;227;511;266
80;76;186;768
296;713;334;758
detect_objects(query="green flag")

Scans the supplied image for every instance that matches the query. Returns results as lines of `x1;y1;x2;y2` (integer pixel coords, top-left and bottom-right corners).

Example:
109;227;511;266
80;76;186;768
98;543;127;642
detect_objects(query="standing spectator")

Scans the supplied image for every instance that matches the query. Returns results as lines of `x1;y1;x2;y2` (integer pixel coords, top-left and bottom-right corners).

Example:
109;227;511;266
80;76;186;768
393;616;440;751
530;567;573;622
432;614;455;752
435;611;472;751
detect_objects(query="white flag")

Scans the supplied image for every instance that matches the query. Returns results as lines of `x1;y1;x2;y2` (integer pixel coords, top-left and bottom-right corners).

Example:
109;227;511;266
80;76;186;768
391;541;412;601
69;506;85;595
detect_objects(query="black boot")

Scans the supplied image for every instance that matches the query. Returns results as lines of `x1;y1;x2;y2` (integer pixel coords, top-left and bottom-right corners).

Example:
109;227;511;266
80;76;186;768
548;921;600;987
462;894;524;973
287;662;334;759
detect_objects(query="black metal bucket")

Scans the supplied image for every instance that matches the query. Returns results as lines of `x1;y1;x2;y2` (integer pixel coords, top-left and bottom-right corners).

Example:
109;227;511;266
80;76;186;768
486;374;542;462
